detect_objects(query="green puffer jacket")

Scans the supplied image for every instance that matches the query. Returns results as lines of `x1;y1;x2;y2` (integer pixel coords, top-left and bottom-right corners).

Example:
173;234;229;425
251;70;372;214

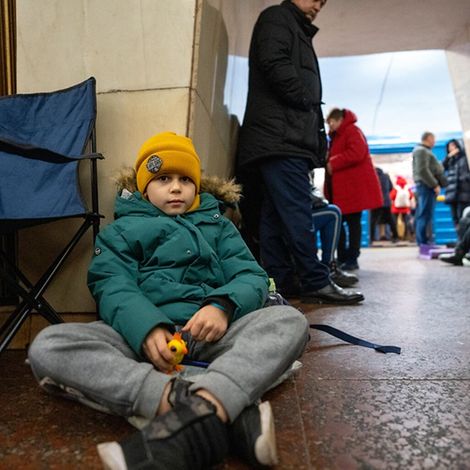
88;185;269;355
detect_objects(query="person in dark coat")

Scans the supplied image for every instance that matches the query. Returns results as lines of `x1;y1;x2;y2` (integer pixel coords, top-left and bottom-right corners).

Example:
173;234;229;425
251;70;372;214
439;206;470;266
442;139;470;227
325;108;383;270
236;0;364;305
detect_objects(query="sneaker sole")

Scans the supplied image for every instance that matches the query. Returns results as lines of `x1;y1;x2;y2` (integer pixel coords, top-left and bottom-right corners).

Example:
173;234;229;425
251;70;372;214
255;401;279;466
97;441;127;470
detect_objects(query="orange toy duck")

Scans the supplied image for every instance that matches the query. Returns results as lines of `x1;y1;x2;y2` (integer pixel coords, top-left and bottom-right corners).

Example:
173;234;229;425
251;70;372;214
167;332;188;373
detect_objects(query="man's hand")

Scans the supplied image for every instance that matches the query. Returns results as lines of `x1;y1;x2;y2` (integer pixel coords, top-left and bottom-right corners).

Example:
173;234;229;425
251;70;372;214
434;185;441;196
143;326;175;372
182;305;229;342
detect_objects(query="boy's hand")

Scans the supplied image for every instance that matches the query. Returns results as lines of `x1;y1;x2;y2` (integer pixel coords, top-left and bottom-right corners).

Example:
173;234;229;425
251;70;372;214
182;305;228;342
143;326;175;372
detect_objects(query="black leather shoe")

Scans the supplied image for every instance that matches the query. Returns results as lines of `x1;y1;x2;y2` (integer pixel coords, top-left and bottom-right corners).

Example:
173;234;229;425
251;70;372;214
439;253;463;266
300;281;364;305
330;261;358;287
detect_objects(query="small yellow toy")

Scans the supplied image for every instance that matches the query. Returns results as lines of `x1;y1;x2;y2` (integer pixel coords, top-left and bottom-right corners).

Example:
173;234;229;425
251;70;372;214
167;332;188;372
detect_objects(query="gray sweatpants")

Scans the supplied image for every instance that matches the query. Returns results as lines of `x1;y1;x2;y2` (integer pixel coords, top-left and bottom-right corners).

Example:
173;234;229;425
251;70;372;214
28;306;309;422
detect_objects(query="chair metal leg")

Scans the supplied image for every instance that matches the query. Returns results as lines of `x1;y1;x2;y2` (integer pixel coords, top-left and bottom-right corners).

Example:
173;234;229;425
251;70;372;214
0;215;98;354
0;252;61;321
0;267;64;353
0;304;34;353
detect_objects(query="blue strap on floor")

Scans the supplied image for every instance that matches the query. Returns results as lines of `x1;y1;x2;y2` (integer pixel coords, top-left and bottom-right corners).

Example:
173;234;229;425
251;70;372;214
178;324;401;370
310;324;401;354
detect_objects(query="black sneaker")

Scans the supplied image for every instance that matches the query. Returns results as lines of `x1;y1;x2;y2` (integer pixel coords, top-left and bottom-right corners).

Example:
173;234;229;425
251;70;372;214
229;401;278;468
439;253;463;266
97;392;229;470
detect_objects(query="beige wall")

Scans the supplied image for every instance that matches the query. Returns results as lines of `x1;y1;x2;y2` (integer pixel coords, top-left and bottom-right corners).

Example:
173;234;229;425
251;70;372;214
11;0;239;320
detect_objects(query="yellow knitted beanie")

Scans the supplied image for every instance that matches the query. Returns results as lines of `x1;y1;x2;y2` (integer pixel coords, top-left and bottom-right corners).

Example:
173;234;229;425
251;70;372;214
135;132;201;211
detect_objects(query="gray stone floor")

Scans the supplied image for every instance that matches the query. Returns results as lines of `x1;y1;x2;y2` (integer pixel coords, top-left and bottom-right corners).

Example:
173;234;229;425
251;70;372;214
1;246;469;469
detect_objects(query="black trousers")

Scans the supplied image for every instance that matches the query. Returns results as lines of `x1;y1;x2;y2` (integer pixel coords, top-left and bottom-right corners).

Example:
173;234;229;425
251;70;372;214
457;214;470;254
449;202;470;227
258;157;330;292
370;206;398;240
338;211;363;264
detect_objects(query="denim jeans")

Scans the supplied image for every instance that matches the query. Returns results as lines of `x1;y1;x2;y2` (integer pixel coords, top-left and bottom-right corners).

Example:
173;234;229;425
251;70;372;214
415;183;436;245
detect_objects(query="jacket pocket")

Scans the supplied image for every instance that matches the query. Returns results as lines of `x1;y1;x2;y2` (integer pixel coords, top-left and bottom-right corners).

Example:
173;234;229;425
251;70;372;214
284;107;318;150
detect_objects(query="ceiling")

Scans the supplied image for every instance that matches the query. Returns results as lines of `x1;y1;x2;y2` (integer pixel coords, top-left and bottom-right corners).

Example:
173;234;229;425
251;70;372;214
225;0;470;58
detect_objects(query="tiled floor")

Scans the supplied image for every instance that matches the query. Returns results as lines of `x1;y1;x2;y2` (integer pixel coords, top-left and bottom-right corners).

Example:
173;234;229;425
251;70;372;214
1;246;470;469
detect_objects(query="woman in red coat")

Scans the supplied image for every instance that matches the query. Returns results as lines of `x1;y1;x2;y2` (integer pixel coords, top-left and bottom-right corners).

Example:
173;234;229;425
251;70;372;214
325;108;383;270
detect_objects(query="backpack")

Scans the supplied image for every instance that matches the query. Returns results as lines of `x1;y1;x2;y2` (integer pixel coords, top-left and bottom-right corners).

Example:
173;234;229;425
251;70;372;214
394;185;411;208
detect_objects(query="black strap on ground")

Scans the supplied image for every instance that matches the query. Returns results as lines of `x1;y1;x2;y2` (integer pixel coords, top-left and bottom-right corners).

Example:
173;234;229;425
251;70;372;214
310;324;401;354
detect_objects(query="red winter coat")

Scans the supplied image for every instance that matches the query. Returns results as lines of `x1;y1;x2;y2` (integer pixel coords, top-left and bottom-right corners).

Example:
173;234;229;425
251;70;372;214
325;110;383;215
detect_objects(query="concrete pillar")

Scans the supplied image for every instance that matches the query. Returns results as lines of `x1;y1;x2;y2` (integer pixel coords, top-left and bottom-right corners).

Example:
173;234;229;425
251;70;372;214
190;0;236;177
189;0;260;177
446;25;470;163
14;0;238;315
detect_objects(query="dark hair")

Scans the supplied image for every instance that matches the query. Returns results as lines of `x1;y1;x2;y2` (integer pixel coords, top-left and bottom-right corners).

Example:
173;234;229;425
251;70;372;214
421;131;434;142
446;138;464;155
326;108;344;121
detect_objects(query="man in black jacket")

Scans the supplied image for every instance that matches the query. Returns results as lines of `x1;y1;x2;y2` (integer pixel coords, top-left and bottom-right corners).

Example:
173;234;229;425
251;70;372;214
237;0;363;304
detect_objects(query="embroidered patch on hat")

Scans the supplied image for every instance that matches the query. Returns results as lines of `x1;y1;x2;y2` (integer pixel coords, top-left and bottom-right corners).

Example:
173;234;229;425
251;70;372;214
146;155;163;173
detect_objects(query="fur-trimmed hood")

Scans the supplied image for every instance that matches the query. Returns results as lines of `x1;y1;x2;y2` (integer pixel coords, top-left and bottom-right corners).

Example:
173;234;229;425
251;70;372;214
113;167;241;207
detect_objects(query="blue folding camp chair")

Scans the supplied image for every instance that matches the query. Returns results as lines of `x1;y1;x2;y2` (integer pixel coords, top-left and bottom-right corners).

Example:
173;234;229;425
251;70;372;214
0;77;103;353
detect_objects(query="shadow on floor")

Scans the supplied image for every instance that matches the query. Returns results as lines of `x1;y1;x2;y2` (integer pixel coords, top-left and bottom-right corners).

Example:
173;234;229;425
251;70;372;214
1;247;470;469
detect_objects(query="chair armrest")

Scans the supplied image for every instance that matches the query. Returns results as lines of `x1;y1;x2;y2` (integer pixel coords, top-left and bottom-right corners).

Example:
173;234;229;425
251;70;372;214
79;152;105;161
0;138;103;163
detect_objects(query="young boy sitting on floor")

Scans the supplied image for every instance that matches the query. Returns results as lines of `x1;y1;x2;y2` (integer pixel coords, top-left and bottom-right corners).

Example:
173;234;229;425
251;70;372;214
28;131;309;470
